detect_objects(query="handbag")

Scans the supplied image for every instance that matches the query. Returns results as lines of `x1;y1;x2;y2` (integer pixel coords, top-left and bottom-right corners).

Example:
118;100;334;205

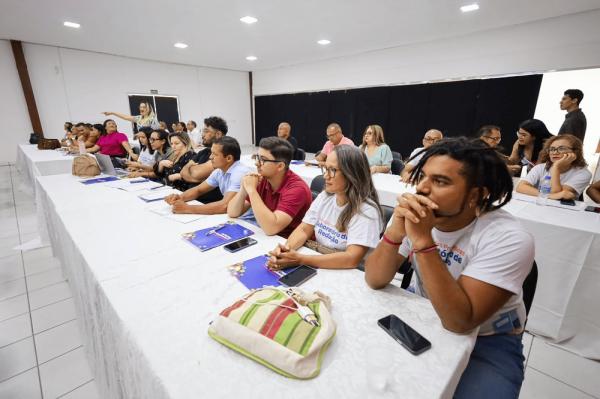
37;138;61;150
208;286;336;379
72;154;101;177
29;133;39;145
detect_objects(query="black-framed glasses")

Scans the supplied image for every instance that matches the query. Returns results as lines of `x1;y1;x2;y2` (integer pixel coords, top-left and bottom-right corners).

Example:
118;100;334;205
320;166;338;178
149;137;162;142
423;137;440;143
254;154;285;166
482;135;501;142
548;146;573;154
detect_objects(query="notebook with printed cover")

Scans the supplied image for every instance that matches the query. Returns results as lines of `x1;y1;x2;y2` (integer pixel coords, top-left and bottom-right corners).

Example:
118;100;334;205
79;176;119;185
182;221;254;251
228;255;289;290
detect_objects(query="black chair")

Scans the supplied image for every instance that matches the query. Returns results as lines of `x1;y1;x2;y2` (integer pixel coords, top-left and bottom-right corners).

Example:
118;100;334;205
391;151;402;161
391;159;404;175
523;261;538;316
381;205;394;227
310;175;325;200
294;148;306;161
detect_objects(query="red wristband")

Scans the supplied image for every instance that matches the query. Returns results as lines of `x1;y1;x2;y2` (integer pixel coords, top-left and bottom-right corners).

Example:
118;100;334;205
411;244;438;254
382;234;402;246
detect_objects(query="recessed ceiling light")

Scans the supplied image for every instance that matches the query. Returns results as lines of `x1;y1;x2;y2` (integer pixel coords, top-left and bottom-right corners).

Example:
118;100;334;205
246;56;257;61
460;3;479;12
63;21;80;29
240;16;258;24
174;42;188;49
317;39;331;45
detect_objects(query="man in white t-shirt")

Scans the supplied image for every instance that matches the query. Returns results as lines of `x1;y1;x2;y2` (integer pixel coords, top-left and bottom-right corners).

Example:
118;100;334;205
186;120;202;148
366;137;534;398
400;129;443;182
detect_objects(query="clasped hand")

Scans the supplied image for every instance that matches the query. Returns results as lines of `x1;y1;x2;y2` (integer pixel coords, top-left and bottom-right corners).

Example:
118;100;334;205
387;193;439;248
267;243;302;270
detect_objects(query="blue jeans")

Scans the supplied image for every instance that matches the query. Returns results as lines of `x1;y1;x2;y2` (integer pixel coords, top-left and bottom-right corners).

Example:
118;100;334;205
454;334;525;399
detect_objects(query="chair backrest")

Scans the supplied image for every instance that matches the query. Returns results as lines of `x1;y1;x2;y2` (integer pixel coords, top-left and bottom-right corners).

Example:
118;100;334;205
310;175;325;200
391;151;402;161
294;148;306;161
381;205;394;227
523;261;538;316
391;159;404;175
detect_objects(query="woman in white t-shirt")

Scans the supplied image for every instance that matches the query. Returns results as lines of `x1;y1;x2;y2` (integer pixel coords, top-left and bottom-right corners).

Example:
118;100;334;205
268;145;384;269
126;128;156;172
517;134;591;200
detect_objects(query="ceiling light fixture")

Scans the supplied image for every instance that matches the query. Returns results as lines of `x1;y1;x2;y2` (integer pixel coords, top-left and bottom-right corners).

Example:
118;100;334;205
246;56;257;61
317;39;331;45
174;42;188;49
460;3;479;12
240;16;258;24
63;21;81;29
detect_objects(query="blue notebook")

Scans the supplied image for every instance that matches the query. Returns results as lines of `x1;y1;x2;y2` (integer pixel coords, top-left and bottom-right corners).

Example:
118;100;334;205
182;221;254;251
229;255;289;290
80;176;119;185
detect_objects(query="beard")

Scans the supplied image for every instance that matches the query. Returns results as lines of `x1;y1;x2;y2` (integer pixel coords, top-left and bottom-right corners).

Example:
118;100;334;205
416;191;469;219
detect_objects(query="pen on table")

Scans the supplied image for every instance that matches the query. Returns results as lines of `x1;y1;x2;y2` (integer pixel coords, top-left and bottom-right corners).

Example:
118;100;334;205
205;224;227;236
149;184;165;190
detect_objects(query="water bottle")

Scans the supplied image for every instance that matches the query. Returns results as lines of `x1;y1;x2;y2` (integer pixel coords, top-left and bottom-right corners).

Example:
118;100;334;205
78;139;86;155
537;175;552;205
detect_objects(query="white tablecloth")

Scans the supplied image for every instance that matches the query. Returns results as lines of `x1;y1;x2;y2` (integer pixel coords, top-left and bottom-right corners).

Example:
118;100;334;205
36;173;477;399
16;144;74;195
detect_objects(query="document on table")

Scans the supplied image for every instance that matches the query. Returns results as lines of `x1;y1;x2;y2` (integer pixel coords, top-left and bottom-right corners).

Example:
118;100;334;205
150;204;204;223
105;179;164;192
137;187;179;202
511;191;585;211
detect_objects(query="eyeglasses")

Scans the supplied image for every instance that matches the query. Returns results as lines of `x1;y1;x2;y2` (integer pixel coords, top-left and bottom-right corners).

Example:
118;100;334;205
482;135;501;142
254;155;284;166
149;137;162;142
548;146;573;154
423;137;440;143
320;166;338;178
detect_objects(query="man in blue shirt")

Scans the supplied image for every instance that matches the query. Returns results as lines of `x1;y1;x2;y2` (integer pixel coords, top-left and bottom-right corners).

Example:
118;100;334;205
165;137;249;214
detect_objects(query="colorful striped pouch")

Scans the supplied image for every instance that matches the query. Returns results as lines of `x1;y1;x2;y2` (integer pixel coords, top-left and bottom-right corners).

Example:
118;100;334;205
208;287;336;379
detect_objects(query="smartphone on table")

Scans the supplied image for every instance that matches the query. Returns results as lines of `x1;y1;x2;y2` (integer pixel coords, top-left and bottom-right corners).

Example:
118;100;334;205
278;265;317;287
377;314;431;355
223;237;258;253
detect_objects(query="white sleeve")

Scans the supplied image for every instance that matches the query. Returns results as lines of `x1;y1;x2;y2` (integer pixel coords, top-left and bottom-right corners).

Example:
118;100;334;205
302;192;326;226
523;164;545;188
346;203;383;248
398;236;412;258
407;148;423;167
461;228;535;295
562;168;592;195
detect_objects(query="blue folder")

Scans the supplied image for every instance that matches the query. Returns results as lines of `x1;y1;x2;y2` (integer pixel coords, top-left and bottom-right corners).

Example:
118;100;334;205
80;176;119;185
182;221;254;251
232;255;289;290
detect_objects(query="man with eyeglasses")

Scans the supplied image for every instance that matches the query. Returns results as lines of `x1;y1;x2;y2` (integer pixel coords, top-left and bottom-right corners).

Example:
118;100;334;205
179;116;228;203
401;129;443;182
314;123;355;163
227;137;312;237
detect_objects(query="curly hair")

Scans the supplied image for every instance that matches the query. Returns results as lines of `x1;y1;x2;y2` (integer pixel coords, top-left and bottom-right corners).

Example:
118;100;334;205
204;116;228;135
539;134;587;169
409;137;513;213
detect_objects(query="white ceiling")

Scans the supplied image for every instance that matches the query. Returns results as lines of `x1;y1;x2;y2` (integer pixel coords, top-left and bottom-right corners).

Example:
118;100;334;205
2;0;600;72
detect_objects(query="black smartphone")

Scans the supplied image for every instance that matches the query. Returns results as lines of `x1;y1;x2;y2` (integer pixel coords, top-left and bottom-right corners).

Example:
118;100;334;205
223;237;257;253
377;314;431;355
278;265;317;287
585;205;600;213
560;199;576;206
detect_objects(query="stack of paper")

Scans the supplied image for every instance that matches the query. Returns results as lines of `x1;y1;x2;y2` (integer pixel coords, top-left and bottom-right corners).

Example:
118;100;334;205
150;205;204;224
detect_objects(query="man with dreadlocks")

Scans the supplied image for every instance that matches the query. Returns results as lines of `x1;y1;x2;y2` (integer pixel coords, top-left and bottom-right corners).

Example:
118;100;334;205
365;137;534;398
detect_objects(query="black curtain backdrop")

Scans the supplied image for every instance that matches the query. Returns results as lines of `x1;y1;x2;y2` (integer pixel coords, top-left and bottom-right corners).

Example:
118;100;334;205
254;75;542;158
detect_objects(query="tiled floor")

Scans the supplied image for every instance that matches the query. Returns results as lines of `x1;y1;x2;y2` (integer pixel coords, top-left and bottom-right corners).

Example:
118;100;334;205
0;165;99;399
0;163;599;398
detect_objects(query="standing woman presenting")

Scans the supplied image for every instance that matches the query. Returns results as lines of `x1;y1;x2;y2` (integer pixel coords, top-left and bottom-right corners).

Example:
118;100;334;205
102;101;160;131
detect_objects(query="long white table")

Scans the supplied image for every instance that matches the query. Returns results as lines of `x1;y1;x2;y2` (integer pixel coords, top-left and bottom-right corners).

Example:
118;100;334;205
16;144;74;195
35;173;477;399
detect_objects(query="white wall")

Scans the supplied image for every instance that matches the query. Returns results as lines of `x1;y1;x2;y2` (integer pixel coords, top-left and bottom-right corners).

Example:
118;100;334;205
535;68;600;175
253;10;600;95
0;40;33;163
22;44;253;145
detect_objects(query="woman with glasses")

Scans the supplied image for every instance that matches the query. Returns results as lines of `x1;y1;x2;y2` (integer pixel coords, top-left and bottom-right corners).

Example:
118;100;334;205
508;119;552;175
267;145;384;270
128;129;172;179
154;131;194;190
360;125;393;174
516;134;591;200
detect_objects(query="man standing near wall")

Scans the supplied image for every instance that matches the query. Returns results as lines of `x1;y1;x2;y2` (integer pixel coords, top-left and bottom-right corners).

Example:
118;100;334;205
558;89;586;142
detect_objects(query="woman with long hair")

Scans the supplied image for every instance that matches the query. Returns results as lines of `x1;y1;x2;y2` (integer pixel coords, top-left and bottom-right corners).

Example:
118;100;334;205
360;124;393;174
508;119;552;175
154;131;194;191
128;129;171;179
267;144;384;269
102;101;160;130
517;134;591;200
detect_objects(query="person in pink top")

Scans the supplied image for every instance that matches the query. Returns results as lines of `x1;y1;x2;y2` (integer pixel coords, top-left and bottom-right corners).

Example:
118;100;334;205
314;123;355;163
87;119;136;159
